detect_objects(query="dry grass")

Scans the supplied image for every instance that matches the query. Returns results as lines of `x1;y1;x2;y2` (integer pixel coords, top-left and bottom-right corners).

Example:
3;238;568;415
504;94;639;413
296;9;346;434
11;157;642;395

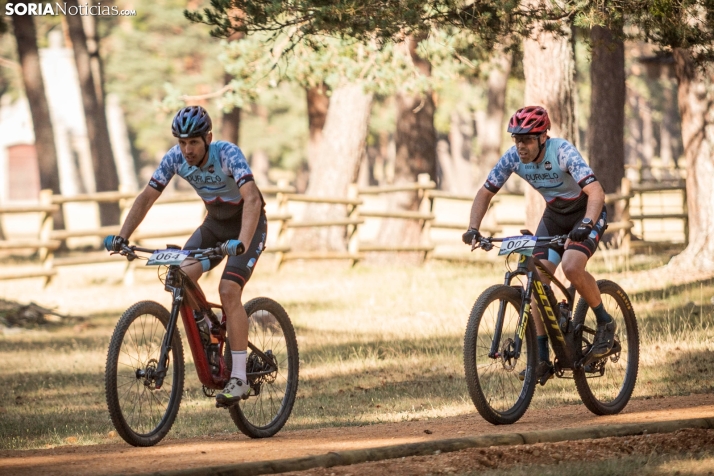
0;254;712;449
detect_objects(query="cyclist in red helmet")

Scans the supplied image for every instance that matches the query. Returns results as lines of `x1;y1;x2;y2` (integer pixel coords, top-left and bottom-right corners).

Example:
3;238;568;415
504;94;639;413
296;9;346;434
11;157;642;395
462;105;616;382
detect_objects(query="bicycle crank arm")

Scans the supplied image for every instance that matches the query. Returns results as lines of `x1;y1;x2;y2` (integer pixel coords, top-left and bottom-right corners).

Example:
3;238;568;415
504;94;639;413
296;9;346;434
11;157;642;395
576;339;622;369
247;342;279;372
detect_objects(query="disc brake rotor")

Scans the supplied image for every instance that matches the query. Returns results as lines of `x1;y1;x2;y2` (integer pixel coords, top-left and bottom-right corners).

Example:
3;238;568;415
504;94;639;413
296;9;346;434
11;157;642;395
500;338;517;371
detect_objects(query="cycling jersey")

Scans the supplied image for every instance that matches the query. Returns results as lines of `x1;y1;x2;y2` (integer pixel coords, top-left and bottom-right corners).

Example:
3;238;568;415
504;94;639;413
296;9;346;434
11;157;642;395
484;138;597;214
149;141;260;220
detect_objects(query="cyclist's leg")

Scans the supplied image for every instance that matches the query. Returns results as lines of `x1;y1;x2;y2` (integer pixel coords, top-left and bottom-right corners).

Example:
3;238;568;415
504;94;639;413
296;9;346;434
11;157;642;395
562;207;615;357
181;220;222;282
217;214;268;404
561;207;607;306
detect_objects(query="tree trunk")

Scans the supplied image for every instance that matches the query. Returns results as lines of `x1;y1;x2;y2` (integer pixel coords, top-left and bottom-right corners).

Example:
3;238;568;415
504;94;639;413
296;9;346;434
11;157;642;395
11;11;65;230
221;73;241;144
667;49;714;271
523;22;577;233
221;31;245;145
587;25;625;222
65;0;120;225
293;84;373;251
476;48;512;188
306;83;330;182
660;84;674;169
438;110;473;194
81;6;104;111
378;37;437;247
639;96;655;181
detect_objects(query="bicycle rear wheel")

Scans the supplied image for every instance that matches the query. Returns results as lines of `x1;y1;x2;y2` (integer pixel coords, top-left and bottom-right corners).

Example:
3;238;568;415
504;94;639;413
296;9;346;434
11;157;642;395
573;280;639;415
105;301;184;446
464;284;537;425
225;297;299;438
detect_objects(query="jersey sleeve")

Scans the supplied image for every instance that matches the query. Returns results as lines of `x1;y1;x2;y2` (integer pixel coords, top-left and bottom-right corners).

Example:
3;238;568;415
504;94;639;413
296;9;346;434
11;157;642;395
484;147;520;193
217;142;254;188
148;145;182;192
557;141;597;188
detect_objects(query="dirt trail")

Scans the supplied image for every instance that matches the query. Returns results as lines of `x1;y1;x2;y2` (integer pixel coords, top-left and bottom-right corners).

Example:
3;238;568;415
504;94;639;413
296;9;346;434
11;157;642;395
1;394;712;476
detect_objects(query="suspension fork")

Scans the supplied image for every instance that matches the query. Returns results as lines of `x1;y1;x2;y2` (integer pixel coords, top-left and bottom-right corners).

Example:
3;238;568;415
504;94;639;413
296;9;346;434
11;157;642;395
154;286;183;388
488;270;528;359
513;272;535;360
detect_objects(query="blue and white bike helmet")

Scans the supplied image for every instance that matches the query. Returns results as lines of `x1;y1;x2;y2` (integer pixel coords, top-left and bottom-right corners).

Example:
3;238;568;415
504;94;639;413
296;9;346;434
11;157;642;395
171;106;212;138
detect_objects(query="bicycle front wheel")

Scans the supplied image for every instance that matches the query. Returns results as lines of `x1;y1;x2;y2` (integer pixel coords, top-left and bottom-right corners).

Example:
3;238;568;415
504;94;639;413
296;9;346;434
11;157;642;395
105;301;185;446
226;297;299;438
573;280;639;415
464;284;537;425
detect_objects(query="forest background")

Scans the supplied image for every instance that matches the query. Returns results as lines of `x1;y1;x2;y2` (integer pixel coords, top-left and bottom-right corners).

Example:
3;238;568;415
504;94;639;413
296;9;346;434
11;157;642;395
0;0;712;269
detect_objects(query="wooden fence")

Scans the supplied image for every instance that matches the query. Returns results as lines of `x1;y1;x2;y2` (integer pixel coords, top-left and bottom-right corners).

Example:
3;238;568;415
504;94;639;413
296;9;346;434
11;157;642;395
0;175;687;283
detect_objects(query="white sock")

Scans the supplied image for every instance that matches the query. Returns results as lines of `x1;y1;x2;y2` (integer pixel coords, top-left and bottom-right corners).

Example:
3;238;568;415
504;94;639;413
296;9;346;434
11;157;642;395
230;350;247;382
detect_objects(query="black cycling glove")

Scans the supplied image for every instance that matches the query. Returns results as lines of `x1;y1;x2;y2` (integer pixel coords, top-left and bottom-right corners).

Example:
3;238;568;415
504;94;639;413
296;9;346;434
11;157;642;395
103;235;128;252
462;228;482;245
568;219;593;242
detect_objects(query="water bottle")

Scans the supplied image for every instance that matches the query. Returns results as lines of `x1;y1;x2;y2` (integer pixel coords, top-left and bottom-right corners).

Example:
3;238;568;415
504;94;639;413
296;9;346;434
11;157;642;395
558;301;570;333
195;310;220;375
194;311;211;347
208;342;220;375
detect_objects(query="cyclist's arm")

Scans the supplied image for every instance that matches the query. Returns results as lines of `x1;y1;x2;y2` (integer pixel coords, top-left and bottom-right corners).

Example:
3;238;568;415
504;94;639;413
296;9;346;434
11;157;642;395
581;180;605;223
237;181;262;246
119;185;162;240
468;186;496;230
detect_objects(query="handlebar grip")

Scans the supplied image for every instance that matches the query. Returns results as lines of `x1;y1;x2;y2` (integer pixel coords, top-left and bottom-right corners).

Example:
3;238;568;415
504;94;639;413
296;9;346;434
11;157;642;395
219;240;245;256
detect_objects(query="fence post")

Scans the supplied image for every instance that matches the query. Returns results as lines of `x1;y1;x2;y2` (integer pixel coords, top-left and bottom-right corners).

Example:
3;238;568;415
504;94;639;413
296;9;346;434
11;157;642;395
274;179;290;270
417;173;433;262
347;183;360;266
39;189;54;285
620;177;631;258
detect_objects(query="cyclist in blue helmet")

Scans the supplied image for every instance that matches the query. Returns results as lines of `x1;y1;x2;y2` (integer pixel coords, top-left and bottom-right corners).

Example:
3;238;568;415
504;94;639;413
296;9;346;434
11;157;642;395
104;105;267;406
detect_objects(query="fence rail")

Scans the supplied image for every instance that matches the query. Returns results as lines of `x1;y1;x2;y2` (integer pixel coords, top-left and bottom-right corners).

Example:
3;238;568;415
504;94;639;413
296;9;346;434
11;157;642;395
0;175;687;283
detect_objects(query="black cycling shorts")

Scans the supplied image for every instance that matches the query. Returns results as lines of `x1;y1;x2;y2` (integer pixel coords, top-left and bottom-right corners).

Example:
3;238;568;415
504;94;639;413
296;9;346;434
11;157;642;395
533;205;607;265
183;212;268;287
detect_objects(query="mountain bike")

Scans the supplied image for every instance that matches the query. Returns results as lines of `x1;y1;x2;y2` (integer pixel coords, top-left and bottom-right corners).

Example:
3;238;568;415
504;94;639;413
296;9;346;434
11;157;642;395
104;243;299;446
463;232;639;425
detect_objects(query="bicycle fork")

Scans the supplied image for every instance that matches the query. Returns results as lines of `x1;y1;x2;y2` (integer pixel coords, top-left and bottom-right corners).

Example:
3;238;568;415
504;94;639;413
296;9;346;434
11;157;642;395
153;286;183;389
488;272;532;362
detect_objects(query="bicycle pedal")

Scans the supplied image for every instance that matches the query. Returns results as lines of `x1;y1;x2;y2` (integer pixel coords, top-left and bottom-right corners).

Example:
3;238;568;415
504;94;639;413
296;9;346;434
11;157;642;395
538;371;554;386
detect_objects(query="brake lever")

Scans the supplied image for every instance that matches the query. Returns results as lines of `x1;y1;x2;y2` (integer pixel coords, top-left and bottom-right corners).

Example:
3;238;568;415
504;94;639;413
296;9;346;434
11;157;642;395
117;245;137;262
471;239;493;252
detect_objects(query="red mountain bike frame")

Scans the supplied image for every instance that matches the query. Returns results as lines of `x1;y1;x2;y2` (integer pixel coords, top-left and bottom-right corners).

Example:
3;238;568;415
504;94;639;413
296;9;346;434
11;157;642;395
157;266;228;390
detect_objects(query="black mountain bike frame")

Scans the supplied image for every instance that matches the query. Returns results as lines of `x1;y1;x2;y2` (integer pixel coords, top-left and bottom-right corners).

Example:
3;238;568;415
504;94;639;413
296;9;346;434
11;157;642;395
487;236;582;371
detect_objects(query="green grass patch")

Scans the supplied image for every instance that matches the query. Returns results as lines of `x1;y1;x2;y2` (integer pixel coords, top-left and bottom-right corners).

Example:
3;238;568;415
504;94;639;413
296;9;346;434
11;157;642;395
0;258;712;449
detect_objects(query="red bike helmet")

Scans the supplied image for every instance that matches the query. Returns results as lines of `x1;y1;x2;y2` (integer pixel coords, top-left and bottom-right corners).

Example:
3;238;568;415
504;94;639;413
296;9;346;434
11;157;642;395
507;106;551;134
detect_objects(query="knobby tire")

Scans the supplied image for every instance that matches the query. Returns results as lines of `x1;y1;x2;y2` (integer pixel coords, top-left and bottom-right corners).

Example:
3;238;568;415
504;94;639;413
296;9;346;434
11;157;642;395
464;284;537;425
225;297;299;438
573;280;639;415
105;301;185;447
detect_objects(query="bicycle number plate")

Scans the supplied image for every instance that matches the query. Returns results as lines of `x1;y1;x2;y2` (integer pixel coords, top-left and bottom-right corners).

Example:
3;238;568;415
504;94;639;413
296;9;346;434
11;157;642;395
146;249;190;266
499;235;537;256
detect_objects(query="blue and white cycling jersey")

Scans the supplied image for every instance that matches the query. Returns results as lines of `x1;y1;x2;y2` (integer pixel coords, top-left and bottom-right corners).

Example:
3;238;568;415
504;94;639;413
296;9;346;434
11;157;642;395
484;138;598;213
149;141;258;220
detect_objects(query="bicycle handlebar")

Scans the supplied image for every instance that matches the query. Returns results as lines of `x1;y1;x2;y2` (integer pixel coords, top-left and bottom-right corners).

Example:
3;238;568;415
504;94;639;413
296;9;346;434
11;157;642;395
471;234;568;252
116;243;230;261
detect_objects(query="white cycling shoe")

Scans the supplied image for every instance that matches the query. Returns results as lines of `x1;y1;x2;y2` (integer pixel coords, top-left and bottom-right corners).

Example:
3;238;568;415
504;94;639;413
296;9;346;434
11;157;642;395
215;377;251;407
